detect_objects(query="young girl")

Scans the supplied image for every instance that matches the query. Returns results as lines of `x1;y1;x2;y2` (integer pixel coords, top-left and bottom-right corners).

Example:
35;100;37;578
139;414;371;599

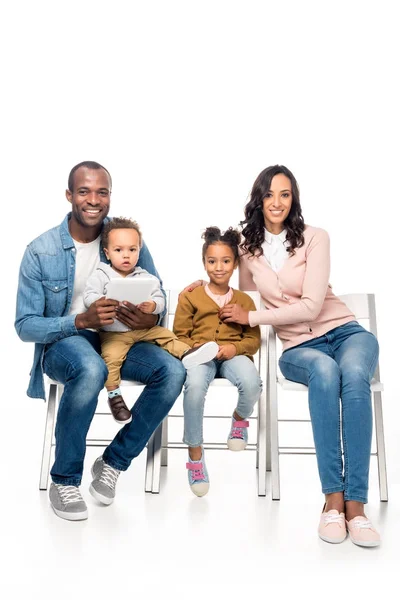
173;227;262;496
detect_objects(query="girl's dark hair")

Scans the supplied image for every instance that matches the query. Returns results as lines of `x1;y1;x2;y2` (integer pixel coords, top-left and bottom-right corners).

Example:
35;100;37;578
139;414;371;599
101;217;142;248
202;226;241;262
240;164;305;257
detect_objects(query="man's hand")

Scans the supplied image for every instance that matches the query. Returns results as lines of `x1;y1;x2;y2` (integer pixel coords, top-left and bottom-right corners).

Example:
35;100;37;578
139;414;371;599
216;343;237;360
137;301;156;314
219;304;250;325
75;297;119;330
115;301;157;330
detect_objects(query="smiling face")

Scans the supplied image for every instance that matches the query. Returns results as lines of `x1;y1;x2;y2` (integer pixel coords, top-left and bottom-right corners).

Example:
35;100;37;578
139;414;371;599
204;242;237;291
104;228;140;276
66;167;111;237
262;173;293;234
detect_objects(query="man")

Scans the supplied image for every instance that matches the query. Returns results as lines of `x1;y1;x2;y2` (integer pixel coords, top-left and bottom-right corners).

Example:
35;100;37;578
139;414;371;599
15;161;186;521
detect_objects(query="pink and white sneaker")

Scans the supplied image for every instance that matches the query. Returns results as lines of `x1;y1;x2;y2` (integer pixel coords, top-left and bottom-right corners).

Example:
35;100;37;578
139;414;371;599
346;516;381;547
227;417;249;451
318;509;347;544
186;450;210;497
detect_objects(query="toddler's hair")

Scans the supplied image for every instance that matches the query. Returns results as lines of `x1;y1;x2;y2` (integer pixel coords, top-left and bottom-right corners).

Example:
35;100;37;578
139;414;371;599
201;226;241;262
101;217;142;248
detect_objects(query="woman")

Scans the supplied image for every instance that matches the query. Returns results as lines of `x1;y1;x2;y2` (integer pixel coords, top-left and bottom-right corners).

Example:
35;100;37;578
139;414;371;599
218;164;380;547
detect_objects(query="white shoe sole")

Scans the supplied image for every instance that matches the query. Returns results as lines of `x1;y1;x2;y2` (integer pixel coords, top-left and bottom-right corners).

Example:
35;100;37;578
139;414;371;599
348;535;380;547
318;532;347;544
89;484;114;505
182;342;218;369
190;482;210;497
227;439;247;451
51;505;88;521
114;416;132;425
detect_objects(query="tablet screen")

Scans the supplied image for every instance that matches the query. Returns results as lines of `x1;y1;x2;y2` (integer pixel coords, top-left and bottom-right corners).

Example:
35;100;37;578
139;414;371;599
106;278;158;304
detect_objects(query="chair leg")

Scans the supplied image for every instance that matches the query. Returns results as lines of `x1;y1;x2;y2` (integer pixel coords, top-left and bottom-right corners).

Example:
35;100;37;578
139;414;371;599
151;421;163;493
265;384;271;472
161;417;168;467
145;432;155;493
256;404;259;469
257;387;267;496
373;391;388;501
269;370;280;500
39;383;57;490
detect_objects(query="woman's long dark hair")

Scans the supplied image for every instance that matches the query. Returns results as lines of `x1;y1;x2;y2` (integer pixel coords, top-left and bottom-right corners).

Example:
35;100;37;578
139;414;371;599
240;165;305;257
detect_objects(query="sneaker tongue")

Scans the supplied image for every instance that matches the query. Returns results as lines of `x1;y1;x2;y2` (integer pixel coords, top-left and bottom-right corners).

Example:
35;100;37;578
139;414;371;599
325;509;340;515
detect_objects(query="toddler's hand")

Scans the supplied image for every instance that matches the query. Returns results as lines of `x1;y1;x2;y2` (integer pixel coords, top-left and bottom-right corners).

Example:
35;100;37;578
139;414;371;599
137;301;156;314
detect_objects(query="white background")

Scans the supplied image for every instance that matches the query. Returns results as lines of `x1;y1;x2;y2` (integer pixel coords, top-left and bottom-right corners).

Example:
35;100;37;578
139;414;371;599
1;0;399;596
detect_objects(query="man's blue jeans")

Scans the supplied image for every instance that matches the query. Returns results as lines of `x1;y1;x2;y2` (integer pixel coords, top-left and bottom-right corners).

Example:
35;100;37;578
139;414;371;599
183;355;262;447
278;321;379;504
43;330;185;485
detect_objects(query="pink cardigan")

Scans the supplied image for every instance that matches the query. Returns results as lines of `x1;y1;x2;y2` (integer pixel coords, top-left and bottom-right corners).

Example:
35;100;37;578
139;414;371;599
239;225;355;350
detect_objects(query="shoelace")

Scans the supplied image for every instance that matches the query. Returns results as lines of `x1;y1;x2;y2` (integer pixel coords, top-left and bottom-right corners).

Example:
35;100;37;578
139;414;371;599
231;420;249;439
231;428;245;439
186;462;206;482
99;463;120;490
352;519;373;529
323;514;344;525
191;468;205;482
55;484;83;505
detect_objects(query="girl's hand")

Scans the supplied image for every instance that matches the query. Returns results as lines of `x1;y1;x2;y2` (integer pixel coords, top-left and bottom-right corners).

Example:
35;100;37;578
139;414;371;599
219;304;250;325
137;301;156;314
216;344;237;360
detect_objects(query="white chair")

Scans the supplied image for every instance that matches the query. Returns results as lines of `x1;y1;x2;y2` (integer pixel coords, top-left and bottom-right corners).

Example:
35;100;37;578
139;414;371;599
39;379;158;491
268;293;388;501
144;290;269;496
39;297;171;492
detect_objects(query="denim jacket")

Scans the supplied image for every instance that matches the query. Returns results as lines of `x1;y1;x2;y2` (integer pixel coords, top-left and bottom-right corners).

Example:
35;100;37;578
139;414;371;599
15;213;165;399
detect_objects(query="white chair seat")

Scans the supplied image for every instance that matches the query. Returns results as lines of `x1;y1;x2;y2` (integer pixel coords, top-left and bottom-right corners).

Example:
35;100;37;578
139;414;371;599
278;376;383;392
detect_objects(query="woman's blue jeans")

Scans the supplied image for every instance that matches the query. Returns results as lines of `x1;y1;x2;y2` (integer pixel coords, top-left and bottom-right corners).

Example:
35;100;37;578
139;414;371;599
183;355;262;447
43;330;186;486
278;321;379;504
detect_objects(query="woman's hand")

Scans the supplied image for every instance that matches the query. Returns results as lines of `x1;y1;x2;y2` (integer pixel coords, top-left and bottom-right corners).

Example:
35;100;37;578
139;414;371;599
216;344;237;360
219;304;250;325
179;280;205;295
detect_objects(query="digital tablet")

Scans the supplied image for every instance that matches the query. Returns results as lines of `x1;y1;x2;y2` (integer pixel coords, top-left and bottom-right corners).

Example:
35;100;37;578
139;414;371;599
106;278;158;305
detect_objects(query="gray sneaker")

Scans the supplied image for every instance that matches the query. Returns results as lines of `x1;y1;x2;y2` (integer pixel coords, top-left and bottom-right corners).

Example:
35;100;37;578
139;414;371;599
49;483;88;521
89;456;120;505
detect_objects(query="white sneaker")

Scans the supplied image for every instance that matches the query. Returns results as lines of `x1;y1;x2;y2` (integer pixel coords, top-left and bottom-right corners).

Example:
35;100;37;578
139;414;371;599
182;342;218;369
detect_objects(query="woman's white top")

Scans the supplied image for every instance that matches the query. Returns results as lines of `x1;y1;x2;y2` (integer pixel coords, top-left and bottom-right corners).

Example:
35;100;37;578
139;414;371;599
261;228;289;272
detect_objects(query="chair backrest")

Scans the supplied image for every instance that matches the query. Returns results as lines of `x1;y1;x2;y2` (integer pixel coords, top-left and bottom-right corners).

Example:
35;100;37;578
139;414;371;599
337;293;378;337
338;293;380;381
268;292;381;382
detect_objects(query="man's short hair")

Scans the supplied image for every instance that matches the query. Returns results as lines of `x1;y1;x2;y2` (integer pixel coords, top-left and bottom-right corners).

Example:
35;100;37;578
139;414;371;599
67;161;112;192
101;217;143;249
